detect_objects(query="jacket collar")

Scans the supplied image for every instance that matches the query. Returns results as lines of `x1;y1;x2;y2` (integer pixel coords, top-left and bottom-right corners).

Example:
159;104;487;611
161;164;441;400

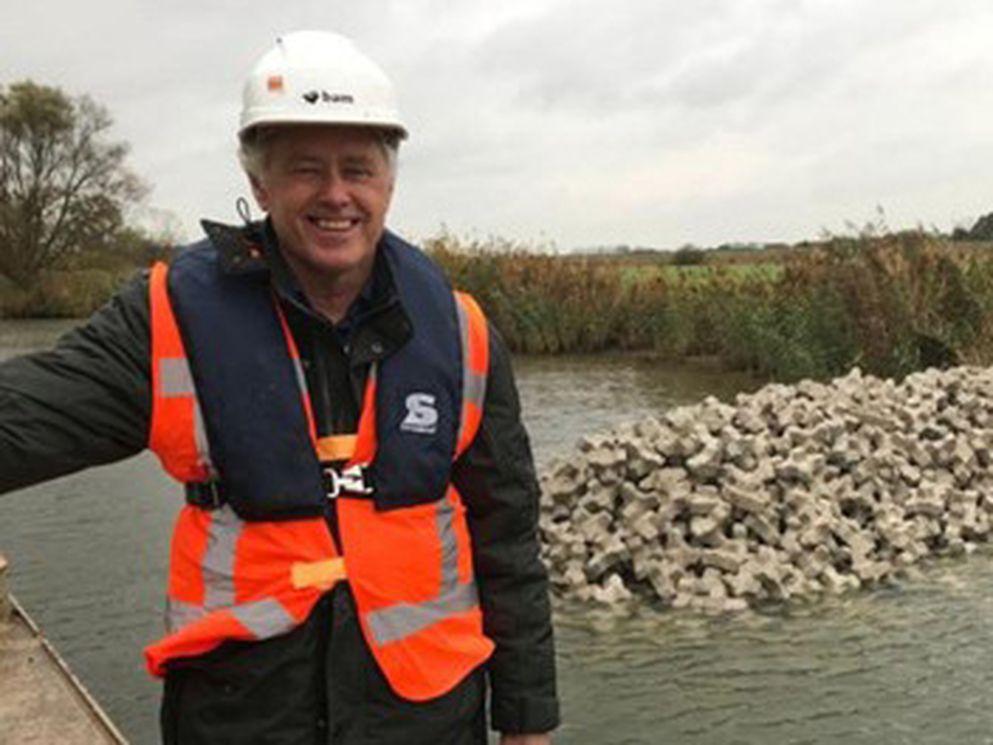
198;218;411;358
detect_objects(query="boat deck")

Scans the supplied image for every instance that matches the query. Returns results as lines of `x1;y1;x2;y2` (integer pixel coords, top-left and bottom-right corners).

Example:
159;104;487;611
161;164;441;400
0;553;127;744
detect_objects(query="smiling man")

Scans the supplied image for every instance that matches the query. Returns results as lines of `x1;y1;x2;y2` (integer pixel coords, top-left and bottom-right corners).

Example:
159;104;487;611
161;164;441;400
0;30;558;745
246;125;394;319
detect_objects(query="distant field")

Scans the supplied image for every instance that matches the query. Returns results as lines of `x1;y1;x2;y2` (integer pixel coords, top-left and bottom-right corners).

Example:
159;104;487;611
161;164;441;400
620;262;784;285
602;238;993;287
585;239;993;267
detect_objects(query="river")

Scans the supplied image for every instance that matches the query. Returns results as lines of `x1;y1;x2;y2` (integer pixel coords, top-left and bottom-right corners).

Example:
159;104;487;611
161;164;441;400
3;319;993;744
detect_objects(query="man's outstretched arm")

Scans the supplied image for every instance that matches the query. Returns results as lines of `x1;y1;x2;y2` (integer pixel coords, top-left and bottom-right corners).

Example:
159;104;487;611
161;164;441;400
0;274;152;494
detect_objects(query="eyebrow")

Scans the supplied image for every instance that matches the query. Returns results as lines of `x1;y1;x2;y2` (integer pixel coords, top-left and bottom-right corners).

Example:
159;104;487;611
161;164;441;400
286;154;324;166
286;153;378;167
340;153;378;166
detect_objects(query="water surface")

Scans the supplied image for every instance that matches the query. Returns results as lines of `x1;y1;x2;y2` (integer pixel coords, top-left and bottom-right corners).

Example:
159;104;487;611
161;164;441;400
4;320;993;745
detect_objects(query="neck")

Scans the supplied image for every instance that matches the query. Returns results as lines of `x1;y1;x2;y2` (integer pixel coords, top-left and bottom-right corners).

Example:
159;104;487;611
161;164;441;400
284;255;374;324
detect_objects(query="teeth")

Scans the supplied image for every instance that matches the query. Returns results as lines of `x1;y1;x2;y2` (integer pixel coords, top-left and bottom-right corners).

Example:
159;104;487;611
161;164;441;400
313;218;353;230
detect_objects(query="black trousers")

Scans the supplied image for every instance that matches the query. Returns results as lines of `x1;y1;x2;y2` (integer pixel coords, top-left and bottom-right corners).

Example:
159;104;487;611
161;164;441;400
160;588;487;745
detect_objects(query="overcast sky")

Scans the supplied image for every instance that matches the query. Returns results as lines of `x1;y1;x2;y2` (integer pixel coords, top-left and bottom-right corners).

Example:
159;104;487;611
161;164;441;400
4;0;993;250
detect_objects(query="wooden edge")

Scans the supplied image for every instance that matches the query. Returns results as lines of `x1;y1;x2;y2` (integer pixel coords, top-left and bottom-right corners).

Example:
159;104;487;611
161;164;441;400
8;593;130;744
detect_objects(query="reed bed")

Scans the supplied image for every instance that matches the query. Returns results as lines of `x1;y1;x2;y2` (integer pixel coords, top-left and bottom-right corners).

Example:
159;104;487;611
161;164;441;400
427;231;993;382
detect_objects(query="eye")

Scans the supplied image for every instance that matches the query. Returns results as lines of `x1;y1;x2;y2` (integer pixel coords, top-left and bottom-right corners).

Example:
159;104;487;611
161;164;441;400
344;165;374;179
287;160;322;177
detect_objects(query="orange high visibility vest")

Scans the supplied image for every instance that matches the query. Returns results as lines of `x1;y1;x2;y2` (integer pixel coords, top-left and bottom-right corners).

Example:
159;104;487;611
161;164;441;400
144;261;494;701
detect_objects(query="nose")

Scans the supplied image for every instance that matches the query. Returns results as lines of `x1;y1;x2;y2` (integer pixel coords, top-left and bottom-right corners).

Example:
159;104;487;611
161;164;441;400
317;171;351;208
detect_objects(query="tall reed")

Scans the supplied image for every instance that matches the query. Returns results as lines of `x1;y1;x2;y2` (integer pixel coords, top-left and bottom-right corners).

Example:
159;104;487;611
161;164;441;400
428;230;993;381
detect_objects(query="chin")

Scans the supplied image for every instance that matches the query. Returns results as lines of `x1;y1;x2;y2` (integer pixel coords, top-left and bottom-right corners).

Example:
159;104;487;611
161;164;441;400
306;250;365;277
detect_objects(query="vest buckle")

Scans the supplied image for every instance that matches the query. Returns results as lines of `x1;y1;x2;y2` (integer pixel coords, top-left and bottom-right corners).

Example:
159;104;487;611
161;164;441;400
323;464;373;500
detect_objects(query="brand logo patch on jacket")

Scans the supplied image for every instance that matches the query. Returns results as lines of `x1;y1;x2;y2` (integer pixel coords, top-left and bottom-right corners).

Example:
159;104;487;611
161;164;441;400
400;393;438;435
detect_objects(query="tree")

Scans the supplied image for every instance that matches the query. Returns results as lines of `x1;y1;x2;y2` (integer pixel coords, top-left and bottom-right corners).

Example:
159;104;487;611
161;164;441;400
950;212;993;242
968;212;993;241
0;81;146;287
671;244;706;266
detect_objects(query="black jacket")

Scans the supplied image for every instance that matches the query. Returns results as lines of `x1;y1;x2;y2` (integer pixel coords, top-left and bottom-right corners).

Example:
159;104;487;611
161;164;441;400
0;222;559;742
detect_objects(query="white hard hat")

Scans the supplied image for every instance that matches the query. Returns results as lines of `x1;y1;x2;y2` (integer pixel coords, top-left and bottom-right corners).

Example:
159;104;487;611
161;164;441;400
239;30;407;140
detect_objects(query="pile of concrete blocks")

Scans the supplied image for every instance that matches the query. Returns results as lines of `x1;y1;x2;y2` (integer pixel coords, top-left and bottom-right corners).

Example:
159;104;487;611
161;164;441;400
538;366;993;613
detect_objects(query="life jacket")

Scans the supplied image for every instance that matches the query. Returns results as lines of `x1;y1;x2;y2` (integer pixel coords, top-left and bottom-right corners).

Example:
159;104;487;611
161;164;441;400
143;231;494;701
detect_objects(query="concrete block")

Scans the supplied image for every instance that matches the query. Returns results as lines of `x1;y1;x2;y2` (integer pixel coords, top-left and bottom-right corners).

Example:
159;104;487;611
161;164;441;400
722;597;750;613
733;409;767;434
700;548;744;574
631;512;661;543
744;514;780;546
687;492;721;516
690;516;723;545
586;445;625;471
640;467;690;496
723;484;769;515
591;574;633;606
904;498;944;518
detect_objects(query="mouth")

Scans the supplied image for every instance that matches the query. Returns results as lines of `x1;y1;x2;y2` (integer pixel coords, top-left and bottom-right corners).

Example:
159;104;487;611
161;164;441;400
307;216;361;234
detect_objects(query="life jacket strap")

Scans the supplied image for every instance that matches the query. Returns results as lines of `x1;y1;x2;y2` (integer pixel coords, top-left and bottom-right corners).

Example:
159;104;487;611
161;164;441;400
316;435;358;462
291;557;347;590
185;463;375;509
184;480;226;510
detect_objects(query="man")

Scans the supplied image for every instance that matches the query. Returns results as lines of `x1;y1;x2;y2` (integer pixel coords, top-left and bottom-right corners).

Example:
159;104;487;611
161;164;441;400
0;30;558;744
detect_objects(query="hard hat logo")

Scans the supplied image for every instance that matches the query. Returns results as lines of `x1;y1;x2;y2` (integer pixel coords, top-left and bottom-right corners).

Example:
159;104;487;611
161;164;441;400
302;91;356;106
240;30;408;140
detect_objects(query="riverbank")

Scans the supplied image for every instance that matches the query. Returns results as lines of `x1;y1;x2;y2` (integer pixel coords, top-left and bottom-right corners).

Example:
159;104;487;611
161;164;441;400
6;231;993;385
0;268;135;319
539;364;993;614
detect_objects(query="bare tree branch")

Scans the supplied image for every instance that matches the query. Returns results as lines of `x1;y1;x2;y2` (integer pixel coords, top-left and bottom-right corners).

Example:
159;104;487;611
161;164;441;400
0;81;147;287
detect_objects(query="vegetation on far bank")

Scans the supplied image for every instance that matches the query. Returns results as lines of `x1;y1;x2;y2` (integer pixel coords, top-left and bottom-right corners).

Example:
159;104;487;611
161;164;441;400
428;229;993;383
5;224;993;388
0;225;170;318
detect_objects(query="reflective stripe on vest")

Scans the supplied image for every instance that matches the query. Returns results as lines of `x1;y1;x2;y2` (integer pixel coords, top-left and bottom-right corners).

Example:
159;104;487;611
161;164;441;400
144;262;494;700
455;291;488;455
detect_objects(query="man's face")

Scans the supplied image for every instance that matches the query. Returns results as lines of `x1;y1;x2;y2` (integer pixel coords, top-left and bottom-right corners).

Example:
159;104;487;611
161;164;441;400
250;125;394;282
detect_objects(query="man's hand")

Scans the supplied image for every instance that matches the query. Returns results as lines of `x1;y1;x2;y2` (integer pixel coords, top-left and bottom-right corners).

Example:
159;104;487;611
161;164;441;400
500;735;552;745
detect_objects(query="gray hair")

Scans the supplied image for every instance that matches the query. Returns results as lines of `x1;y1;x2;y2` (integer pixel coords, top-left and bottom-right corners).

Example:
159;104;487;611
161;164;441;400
238;126;401;179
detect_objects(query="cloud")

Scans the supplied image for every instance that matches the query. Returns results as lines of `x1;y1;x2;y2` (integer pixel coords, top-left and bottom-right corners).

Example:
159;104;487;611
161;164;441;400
4;0;993;248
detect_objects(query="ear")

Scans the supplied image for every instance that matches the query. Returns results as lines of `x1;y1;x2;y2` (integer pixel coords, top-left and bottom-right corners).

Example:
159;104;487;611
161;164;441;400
249;173;270;212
